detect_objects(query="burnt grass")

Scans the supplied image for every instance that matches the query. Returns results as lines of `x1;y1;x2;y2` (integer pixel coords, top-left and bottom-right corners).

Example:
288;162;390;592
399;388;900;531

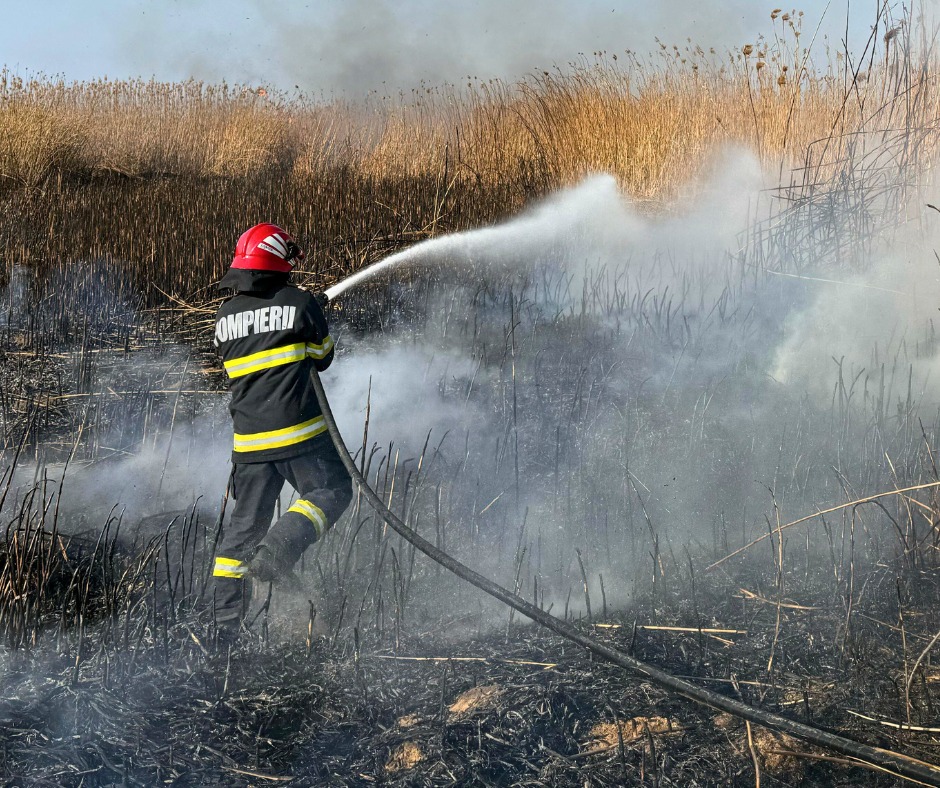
4;150;940;786
4;264;940;785
1;560;939;787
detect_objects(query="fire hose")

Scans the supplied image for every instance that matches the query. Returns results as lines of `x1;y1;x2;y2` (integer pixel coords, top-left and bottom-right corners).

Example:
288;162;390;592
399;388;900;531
310;364;940;785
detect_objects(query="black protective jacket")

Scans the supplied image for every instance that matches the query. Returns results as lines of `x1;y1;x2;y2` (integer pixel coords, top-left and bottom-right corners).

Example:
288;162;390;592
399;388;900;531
214;272;334;463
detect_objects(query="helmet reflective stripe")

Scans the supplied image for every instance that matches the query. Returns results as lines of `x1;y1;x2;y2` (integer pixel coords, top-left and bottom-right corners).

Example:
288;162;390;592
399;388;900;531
233;416;327;452
261;234;288;256
256;242;284;257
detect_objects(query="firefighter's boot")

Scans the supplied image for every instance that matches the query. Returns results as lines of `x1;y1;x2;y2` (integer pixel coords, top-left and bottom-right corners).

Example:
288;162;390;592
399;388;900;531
249;544;303;591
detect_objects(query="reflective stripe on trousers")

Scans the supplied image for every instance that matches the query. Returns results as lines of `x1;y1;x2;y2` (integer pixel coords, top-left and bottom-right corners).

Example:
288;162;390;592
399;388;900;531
214;556;248;579
287;498;327;539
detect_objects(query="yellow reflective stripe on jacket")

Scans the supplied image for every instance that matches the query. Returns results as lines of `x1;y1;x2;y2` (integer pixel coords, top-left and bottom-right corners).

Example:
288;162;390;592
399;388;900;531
223;342;307;379
233;416;327;453
306;335;334;360
214;556;248;579
288;498;327;538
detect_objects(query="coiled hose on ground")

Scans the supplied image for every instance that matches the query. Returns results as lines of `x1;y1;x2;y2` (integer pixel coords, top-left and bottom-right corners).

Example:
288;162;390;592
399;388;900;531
310;367;940;785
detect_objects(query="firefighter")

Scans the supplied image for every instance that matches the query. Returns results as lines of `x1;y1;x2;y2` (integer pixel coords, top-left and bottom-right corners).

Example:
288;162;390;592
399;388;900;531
211;223;352;634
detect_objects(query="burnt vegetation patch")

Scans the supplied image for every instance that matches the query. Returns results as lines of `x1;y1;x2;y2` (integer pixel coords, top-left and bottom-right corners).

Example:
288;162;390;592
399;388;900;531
3;5;940;785
4;560;940;785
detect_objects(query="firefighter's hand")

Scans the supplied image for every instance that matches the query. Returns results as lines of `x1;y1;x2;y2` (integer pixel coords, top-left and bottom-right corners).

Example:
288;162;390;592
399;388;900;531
314;291;330;309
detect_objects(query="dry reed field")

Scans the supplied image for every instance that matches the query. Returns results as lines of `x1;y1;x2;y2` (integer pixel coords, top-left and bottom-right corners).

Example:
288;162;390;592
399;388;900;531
5;6;940;786
0;9;936;296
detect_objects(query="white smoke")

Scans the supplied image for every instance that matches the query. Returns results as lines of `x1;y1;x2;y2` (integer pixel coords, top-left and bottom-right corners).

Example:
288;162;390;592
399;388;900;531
112;0;792;96
327;345;485;459
772;207;940;406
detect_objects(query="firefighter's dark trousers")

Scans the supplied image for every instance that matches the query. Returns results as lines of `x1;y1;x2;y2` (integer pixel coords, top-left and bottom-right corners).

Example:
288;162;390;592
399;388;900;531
211;434;352;626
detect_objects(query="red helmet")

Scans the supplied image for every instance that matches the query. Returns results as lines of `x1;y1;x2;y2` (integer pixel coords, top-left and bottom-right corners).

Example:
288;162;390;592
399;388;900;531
230;223;305;272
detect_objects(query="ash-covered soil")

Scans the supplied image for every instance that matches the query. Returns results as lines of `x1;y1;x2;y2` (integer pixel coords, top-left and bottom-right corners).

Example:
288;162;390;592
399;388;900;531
2;564;937;787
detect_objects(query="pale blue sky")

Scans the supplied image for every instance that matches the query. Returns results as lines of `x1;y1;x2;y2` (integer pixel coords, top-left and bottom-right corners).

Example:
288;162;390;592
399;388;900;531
0;1;916;95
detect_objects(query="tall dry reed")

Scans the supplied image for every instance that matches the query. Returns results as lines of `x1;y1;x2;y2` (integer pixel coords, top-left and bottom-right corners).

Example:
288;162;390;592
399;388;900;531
0;7;934;297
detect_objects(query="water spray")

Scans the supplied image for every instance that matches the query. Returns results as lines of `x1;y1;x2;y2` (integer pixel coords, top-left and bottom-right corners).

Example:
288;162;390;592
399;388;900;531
321;177;624;301
323;228;480;302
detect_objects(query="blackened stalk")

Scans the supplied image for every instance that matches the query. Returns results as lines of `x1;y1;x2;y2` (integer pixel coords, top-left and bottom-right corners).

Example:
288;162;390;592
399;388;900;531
309;365;940;786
